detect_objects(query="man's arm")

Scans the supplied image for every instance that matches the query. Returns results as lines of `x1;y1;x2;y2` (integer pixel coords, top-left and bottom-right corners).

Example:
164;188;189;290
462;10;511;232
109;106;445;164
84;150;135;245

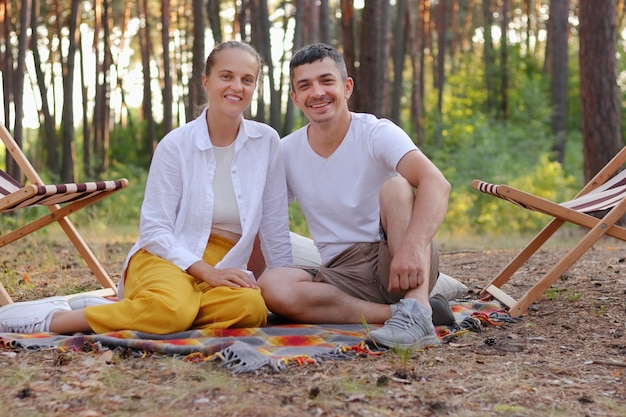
384;150;450;295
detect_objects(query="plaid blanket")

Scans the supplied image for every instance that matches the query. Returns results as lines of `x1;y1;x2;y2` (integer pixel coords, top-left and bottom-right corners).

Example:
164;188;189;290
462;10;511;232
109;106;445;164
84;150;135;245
0;300;515;373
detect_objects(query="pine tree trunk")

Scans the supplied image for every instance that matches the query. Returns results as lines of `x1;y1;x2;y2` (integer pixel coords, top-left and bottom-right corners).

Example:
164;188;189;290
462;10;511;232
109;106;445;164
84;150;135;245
579;0;622;181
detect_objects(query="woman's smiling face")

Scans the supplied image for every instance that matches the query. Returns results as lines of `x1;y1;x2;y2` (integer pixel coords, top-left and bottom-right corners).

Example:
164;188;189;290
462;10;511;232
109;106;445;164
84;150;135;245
203;48;259;117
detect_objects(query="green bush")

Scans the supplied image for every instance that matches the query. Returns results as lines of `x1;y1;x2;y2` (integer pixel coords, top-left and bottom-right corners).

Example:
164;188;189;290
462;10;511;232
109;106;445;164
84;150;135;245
424;55;583;237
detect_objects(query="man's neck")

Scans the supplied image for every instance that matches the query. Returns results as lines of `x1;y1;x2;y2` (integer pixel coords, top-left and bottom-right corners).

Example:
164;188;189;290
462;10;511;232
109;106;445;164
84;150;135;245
307;111;352;158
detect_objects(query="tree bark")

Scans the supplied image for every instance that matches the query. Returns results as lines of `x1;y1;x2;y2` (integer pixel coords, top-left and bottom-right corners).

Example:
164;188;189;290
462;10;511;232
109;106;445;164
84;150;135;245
30;0;58;175
499;0;509;119
390;0;408;124
189;0;206;121
207;0;223;44
60;0;80;182
549;0;569;163
482;0;496;113
579;0;623;181
319;0;331;44
137;0;156;156
161;0;173;134
435;0;447;123
357;0;390;116
0;0;12;133
408;0;424;145
339;0;357;109
79;31;91;178
7;0;31;180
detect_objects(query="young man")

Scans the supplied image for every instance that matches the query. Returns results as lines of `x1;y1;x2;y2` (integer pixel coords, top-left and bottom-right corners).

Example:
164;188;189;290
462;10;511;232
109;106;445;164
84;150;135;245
257;44;450;349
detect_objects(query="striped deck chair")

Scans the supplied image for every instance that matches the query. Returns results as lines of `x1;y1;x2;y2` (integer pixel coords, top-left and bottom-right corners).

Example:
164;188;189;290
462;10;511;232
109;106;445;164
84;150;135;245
0;123;129;306
472;146;626;317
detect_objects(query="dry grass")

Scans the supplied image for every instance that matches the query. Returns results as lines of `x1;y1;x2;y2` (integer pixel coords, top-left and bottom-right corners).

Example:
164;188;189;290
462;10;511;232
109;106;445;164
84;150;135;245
0;228;625;416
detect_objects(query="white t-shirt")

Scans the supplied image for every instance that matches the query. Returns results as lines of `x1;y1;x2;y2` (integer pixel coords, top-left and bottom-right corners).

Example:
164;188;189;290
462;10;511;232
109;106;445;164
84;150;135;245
281;112;419;263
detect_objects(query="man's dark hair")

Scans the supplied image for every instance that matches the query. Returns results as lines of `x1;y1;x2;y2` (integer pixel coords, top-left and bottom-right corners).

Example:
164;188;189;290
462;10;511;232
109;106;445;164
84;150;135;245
289;43;348;89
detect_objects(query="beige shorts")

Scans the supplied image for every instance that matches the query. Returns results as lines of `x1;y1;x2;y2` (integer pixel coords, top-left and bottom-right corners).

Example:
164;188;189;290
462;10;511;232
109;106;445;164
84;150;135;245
299;240;439;304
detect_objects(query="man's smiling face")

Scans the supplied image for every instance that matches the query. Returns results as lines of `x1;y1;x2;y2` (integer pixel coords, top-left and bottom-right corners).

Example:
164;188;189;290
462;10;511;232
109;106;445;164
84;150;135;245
289;57;353;125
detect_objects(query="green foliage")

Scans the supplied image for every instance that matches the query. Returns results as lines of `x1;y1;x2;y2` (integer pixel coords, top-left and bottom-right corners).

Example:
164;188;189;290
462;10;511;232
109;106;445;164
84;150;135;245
109;119;157;169
288;202;310;237
422;53;583;237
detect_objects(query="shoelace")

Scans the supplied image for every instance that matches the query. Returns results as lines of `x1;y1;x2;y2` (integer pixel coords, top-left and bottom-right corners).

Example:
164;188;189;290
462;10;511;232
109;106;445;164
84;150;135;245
384;308;420;330
4;320;45;334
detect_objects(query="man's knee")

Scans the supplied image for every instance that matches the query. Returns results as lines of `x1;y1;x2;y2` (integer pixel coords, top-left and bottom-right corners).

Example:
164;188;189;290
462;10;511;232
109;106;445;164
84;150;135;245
381;176;412;197
258;267;313;318
380;177;414;216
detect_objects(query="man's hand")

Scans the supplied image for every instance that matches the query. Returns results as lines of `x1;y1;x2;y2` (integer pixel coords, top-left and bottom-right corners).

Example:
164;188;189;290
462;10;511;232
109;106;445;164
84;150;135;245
387;244;430;292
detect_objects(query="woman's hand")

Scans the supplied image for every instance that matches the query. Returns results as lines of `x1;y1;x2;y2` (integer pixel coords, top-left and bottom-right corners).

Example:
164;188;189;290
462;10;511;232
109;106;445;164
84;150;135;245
187;260;257;289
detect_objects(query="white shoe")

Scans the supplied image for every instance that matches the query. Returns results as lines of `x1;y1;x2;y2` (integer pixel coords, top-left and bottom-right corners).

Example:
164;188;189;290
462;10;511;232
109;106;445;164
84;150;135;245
367;299;441;350
0;296;71;333
68;294;116;310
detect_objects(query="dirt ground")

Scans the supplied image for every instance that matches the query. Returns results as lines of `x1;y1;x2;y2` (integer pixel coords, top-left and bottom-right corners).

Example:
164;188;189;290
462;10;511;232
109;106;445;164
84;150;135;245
0;234;625;417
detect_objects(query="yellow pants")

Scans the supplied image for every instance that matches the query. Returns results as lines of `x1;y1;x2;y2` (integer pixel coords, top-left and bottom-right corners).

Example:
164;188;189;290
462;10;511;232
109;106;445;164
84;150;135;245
85;235;268;334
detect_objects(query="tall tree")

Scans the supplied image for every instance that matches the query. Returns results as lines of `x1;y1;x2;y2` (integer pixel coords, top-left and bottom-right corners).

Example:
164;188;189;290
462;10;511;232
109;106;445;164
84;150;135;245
357;0;390;116
0;0;11;132
449;0;459;69
207;0;223;44
499;0;510;119
79;30;91;178
460;0;475;56
161;0;173;134
93;0;113;175
482;0;496;113
250;0;278;125
319;0;331;45
435;0;447;129
579;0;623;181
60;0;80;182
302;0;319;44
549;0;569;163
137;0;156;156
283;0;307;135
30;0;58;175
189;0;206;121
238;0;247;39
408;0;425;145
6;0;31;180
339;0;357;109
390;0;408;124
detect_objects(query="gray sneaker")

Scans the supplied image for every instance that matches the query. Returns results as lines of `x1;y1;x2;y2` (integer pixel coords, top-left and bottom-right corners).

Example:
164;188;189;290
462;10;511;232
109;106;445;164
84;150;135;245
367;299;441;349
68;294;116;310
0;296;71;333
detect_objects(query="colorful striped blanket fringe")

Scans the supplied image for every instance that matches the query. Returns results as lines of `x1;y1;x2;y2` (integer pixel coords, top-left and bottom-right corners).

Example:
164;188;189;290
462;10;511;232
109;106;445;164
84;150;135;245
0;300;517;373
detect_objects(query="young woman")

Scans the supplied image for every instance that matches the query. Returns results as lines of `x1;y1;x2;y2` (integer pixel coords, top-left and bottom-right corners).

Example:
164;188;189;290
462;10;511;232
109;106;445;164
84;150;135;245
0;41;292;334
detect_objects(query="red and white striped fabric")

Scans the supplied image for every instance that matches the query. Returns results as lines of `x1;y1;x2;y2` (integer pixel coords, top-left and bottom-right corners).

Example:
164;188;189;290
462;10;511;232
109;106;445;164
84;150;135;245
474;169;626;214
560;170;626;212
0;170;127;212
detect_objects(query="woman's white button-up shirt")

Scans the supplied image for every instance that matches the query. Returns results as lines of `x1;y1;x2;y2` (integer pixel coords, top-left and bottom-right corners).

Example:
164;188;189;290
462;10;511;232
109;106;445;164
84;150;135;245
118;109;292;297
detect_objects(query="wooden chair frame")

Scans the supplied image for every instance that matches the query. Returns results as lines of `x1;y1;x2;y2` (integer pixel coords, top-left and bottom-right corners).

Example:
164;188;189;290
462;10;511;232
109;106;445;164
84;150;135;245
472;146;626;317
0;124;129;305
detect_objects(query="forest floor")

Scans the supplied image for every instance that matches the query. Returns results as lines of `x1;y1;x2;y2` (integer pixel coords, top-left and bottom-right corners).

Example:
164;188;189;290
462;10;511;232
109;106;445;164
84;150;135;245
0;231;625;417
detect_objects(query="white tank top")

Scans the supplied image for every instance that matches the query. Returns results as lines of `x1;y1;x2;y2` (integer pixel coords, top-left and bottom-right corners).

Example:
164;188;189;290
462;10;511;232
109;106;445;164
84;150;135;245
212;142;242;235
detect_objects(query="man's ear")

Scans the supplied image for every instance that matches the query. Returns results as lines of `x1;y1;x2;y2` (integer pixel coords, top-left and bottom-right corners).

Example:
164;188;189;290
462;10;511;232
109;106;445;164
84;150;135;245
289;90;301;109
345;77;354;99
